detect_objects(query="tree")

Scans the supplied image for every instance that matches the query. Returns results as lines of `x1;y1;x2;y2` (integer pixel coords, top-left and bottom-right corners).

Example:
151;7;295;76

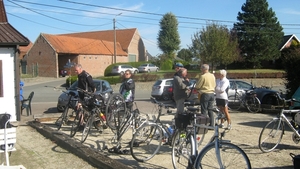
189;23;239;69
233;0;284;68
281;45;300;98
177;48;193;63
157;12;181;59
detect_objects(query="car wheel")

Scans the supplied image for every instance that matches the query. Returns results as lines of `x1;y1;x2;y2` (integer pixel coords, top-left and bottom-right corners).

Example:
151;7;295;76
147;69;150;73
161;93;170;101
156;69;159;72
120;71;125;76
134;70;138;74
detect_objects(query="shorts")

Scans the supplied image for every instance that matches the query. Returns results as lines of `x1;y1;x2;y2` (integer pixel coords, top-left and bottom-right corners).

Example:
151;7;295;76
216;98;228;107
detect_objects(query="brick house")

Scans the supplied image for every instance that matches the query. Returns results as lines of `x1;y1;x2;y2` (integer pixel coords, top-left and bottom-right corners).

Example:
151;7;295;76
26;28;146;77
0;0;30;121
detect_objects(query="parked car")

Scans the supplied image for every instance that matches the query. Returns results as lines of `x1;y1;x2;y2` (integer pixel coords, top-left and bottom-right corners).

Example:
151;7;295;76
57;79;113;112
151;78;283;109
111;65;139;75
229;79;284;110
290;86;300;110
138;63;159;73
151;78;198;101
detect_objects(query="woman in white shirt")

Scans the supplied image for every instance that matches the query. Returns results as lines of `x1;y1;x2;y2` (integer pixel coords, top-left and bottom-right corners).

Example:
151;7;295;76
215;69;231;129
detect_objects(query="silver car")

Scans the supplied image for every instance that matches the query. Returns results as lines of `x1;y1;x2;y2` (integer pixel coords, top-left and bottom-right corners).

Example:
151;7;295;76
111;65;139;75
57;79;113;112
138;63;159;73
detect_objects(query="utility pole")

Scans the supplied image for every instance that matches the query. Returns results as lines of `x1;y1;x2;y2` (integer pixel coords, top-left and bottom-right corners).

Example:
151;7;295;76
113;13;122;64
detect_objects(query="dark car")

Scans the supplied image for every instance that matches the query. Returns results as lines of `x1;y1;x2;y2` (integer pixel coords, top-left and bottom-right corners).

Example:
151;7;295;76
57;79;114;112
229;79;284;110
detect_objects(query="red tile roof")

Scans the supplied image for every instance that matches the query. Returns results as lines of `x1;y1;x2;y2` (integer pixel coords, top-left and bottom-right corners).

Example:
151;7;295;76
42;34;127;56
60;28;137;51
0;0;29;46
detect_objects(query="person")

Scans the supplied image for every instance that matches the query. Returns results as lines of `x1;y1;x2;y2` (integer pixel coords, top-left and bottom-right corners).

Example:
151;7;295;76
173;68;190;129
174;62;184;77
215;69;231;129
74;64;104;132
195;64;216;126
119;70;135;111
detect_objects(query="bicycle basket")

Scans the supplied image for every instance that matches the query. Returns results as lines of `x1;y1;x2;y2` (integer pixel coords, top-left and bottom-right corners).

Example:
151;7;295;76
175;114;192;130
196;114;209;134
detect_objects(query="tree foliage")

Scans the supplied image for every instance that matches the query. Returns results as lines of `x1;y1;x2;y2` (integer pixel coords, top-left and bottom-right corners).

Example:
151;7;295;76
233;0;284;68
281;45;300;98
177;48;193;62
157;12;181;58
189;23;239;69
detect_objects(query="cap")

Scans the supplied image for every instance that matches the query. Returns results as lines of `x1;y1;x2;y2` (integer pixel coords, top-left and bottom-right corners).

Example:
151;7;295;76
175;62;183;67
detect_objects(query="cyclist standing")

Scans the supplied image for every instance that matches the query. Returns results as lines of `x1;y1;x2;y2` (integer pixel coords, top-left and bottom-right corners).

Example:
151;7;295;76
215;69;231;129
119;70;135;111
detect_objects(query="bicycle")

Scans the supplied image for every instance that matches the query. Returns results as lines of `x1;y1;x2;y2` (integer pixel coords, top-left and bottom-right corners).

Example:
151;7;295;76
78;89;107;143
258;98;300;153
105;93;127;131
129;97;175;162
107;101;147;154
55;90;78;131
228;88;261;113
172;105;251;169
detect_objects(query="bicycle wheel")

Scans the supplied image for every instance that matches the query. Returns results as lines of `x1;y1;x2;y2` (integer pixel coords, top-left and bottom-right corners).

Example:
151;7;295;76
258;118;284;153
130;123;163;162
195;142;251;169
56;105;70;131
246;96;261;113
172;129;195;169
70;110;82;137
105;93;127;130
228;95;242;111
81;113;93;143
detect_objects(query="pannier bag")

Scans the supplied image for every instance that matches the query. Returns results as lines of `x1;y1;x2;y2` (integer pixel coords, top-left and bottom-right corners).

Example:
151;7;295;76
290;153;300;169
195;114;210;134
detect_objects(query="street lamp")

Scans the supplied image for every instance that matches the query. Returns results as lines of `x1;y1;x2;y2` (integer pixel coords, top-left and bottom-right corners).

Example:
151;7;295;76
114;13;122;64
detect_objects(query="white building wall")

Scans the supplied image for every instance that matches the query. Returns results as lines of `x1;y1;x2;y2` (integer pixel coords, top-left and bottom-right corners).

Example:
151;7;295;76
0;48;16;121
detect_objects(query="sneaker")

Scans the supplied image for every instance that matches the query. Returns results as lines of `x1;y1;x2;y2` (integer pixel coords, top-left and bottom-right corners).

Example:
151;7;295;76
227;124;232;130
219;123;224;128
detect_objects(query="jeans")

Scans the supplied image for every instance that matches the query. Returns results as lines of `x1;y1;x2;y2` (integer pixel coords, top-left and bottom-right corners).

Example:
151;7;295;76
200;93;215;126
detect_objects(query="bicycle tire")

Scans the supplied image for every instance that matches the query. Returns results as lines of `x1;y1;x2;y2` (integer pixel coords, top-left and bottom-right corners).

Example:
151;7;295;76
56;105;69;131
81;113;93;143
105;93;127;130
258;118;284;153
130;123;163;162
195;142;251;169
228;95;242;111
246;96;261;113
171;129;195;169
70;110;82;137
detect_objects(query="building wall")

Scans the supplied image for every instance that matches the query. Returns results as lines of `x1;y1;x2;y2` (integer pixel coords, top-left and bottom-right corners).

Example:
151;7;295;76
0;47;17;121
78;54;116;77
27;35;57;77
127;30;146;62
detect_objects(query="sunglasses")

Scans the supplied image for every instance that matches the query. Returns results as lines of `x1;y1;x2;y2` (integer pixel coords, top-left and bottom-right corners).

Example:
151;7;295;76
125;73;130;75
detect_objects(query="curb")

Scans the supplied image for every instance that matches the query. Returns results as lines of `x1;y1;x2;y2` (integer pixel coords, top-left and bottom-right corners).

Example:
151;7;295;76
27;120;132;169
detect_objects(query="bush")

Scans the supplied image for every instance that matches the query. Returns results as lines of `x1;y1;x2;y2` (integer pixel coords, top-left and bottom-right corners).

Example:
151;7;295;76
66;76;78;87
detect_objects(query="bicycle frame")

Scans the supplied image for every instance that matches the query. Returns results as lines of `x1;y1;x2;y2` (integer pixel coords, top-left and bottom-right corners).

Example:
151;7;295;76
277;109;300;138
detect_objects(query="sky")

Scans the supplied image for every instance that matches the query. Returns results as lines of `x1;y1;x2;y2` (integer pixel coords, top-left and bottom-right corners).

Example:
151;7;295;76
4;0;300;57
